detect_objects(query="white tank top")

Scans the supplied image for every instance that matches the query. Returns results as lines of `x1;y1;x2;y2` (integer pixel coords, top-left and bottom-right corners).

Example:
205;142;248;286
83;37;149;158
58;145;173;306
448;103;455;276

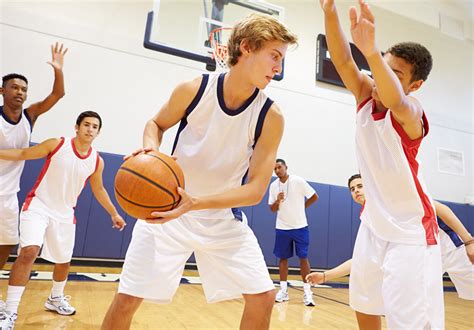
0;106;32;195
23;137;99;223
172;73;273;220
355;98;438;245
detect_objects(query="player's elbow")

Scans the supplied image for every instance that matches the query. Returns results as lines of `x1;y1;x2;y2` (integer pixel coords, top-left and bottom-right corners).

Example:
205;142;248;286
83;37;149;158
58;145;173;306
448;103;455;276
249;189;266;206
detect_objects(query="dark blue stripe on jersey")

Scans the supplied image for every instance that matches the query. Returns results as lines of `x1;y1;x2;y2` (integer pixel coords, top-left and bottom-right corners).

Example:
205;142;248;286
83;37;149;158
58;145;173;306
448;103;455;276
171;74;209;154
252;98;274;148
23;109;33;132
217;73;259;116
1;105;24;126
232;208;243;221
438;218;463;247
230;98;273;222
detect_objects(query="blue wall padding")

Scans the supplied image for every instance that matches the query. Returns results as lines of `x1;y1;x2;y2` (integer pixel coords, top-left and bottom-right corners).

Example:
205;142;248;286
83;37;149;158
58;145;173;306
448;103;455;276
18;154;473;269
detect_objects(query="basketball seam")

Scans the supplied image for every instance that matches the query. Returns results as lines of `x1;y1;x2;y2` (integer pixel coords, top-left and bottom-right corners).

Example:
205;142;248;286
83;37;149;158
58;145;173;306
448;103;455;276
114;188;178;209
117;167;176;204
144;153;182;188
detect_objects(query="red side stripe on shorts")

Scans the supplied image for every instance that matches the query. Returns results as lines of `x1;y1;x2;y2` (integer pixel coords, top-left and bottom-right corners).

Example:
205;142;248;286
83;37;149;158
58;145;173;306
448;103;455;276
390;113;437;245
23;137;65;212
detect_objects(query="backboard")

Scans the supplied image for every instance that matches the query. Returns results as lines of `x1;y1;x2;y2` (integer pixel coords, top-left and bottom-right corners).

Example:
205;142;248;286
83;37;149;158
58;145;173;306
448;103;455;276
144;0;286;80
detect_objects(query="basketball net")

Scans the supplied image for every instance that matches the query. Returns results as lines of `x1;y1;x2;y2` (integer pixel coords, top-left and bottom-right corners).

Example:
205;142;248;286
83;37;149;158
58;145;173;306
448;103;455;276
209;27;232;72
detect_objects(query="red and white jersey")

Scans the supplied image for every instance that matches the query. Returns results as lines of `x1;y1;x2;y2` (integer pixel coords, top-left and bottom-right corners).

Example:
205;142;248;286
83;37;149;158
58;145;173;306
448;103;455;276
355;98;438;245
0;107;32;195
23;137;99;223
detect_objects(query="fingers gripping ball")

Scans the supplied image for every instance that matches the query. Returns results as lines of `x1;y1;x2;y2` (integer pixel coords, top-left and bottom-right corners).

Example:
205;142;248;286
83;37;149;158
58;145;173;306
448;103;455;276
114;151;185;219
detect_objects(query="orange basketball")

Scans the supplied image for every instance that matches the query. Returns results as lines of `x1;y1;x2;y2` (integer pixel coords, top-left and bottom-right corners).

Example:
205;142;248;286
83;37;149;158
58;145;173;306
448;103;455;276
114;150;185;220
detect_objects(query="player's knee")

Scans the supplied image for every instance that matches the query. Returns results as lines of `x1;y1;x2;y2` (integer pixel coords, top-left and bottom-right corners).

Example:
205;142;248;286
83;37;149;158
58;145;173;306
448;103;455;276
114;293;142;312
261;290;276;308
244;289;276;307
17;246;39;263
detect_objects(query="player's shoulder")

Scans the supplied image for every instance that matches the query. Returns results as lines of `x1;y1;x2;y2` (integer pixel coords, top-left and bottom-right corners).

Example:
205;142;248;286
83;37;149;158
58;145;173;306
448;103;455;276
267;102;283;120
172;75;206;99
269;178;279;188
260;102;284;133
291;175;307;184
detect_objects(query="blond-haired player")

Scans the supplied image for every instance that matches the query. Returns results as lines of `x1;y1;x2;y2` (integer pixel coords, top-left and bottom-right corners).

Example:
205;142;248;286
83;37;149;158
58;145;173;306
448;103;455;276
102;13;297;330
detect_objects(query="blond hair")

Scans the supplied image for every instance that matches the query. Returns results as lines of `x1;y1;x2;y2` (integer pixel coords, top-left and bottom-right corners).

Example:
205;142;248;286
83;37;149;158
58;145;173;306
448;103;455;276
227;13;297;67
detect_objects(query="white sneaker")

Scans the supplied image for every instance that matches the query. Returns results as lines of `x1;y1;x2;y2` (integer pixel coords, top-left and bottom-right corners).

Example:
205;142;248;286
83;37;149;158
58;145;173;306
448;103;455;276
0;312;17;330
44;295;76;315
303;292;315;307
275;289;289;303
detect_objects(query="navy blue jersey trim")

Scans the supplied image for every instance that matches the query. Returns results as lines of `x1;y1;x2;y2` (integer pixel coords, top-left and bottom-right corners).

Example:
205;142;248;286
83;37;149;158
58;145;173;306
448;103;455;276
0;105;25;126
171;74;209;154
253;98;274;148
23;109;33;132
217;73;259;116
232;208;243;221
438;218;463;247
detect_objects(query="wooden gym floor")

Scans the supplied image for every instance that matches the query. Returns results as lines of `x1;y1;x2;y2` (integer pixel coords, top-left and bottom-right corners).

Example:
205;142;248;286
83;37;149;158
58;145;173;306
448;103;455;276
0;265;473;329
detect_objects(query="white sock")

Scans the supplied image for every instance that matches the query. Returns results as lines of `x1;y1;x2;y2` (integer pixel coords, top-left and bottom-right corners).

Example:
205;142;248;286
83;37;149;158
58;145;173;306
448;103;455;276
51;280;67;298
280;281;288;292
303;282;312;294
5;285;25;314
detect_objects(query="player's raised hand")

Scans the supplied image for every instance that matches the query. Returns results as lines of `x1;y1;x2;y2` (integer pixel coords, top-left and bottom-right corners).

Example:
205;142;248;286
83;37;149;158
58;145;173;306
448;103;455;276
319;0;335;12
111;214;127;231
147;188;195;224
47;42;68;71
349;0;377;57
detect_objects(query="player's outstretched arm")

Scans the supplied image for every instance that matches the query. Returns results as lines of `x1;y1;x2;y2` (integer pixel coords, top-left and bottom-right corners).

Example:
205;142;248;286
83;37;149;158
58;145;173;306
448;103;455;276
434;201;474;264
26;43;68;125
0;138;60;161
90;157;126;231
149;104;284;223
306;259;352;284
320;0;372;104
350;0;423;134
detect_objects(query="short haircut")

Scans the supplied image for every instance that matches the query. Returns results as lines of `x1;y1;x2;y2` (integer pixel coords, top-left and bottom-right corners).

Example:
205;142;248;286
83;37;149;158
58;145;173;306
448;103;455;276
227;13;298;67
347;174;361;188
76;111;102;130
276;158;286;166
386;42;433;82
2;73;28;87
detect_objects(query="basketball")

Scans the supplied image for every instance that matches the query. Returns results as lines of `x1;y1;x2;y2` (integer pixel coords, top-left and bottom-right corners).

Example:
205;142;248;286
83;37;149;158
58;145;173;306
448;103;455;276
114;150;185;220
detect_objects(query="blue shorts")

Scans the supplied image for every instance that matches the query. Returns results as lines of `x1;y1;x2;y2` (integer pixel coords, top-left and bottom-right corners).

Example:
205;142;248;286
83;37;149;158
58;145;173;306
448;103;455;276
273;226;309;259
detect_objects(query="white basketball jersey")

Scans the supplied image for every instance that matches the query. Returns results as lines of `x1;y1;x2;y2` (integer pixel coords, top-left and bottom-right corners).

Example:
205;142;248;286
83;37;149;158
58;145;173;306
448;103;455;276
172;73;273;220
355;98;438;245
23;137;99;223
0;107;32;195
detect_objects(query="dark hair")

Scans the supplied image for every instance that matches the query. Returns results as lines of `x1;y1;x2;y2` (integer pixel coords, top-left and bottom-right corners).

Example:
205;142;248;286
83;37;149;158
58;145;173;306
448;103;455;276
276;158;286;166
2;73;28;87
76;111;102;130
386;42;433;82
347;174;361;188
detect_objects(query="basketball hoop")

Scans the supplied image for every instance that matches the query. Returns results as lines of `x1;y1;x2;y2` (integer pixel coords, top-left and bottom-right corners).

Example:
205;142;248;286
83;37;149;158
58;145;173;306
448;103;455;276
209;27;232;71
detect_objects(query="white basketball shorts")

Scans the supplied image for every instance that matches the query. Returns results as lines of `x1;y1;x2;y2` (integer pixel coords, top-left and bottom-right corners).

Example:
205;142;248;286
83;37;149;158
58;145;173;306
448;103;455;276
0;194;20;245
119;214;275;303
350;223;444;329
19;207;75;263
